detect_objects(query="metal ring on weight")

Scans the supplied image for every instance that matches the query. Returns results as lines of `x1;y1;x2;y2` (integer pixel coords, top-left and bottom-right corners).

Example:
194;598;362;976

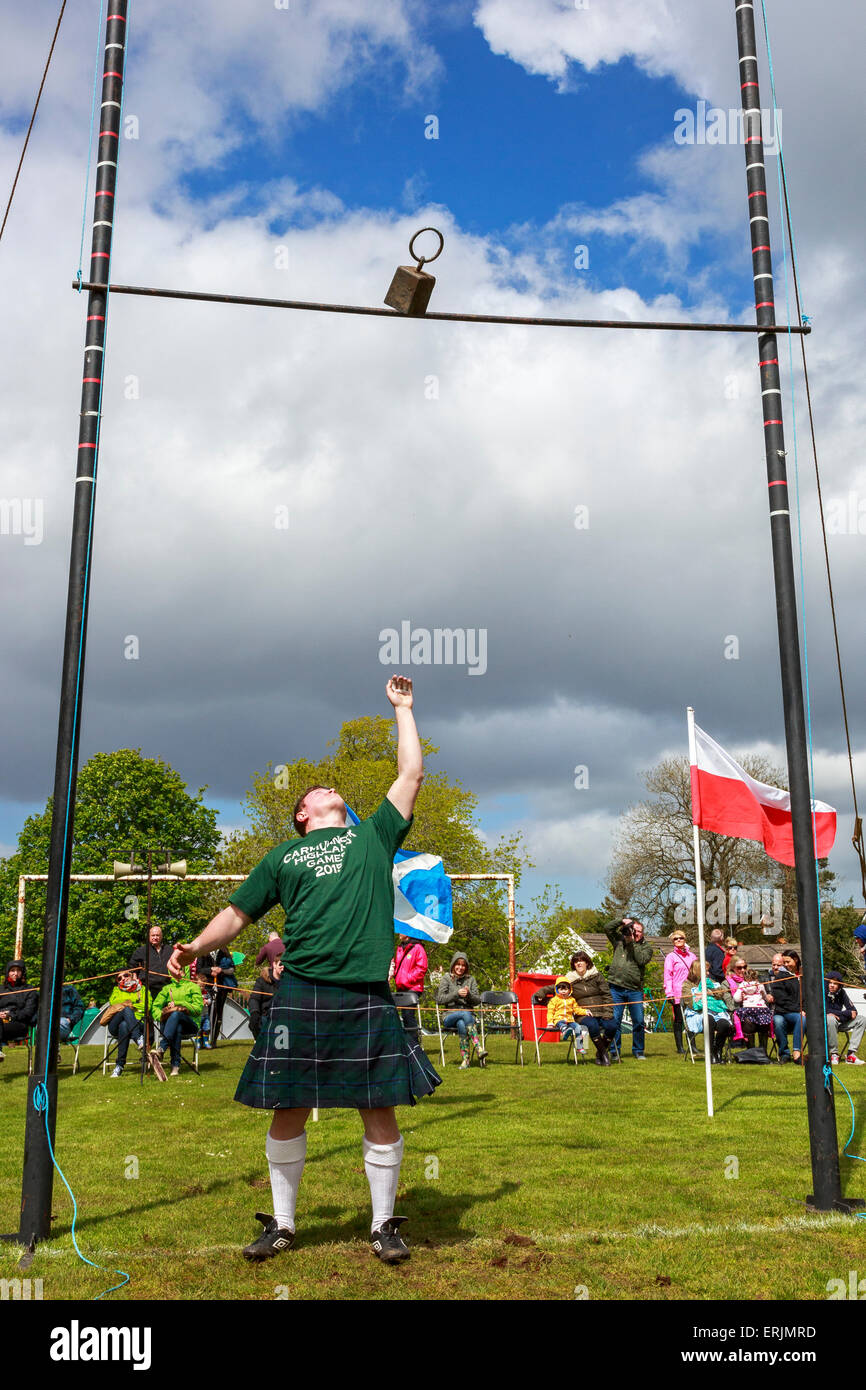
408;226;444;266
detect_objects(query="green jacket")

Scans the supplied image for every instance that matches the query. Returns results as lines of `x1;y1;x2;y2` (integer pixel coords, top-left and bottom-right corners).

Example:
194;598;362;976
104;985;147;1023
604;920;653;991
150;979;203;1025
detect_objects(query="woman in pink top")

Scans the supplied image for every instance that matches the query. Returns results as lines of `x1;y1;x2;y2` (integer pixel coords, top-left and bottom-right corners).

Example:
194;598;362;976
389;935;428;1044
663;931;696;1055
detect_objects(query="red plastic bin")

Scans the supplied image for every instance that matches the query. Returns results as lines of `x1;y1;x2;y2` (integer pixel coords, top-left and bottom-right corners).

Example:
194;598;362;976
514;971;558;1044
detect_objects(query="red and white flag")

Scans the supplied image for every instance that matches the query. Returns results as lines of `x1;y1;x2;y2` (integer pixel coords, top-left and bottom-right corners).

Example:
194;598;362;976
689;722;836;866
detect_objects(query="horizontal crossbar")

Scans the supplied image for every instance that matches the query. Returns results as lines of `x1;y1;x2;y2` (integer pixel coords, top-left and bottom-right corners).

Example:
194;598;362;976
72;280;811;334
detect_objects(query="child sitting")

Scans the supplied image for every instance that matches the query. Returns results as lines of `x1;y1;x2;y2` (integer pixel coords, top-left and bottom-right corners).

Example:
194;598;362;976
732;968;773;1052
683;961;734;1064
547;977;589;1052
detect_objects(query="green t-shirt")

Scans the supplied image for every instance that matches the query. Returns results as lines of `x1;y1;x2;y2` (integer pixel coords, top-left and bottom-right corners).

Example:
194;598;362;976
229;796;412;985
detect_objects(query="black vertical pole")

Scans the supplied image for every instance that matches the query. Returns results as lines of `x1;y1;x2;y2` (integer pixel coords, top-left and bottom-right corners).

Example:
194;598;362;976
16;2;129;1246
734;1;850;1210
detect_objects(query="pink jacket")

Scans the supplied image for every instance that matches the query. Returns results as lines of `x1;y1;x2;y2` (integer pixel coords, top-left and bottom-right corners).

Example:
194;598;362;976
664;946;697;1003
390;941;428;993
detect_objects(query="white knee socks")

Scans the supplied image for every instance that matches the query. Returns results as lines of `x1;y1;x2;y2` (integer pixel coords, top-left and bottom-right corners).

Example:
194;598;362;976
266;1131;307;1233
363;1135;404;1233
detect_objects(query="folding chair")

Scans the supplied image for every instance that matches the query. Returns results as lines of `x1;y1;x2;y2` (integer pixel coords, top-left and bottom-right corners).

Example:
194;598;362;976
531;1010;587;1066
434;1002;469;1067
391;990;423;1046
478;990;524;1066
154;1019;200;1074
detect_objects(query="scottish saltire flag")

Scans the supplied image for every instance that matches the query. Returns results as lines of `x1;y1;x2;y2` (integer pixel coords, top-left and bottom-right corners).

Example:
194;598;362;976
393;850;453;944
345;805;453;943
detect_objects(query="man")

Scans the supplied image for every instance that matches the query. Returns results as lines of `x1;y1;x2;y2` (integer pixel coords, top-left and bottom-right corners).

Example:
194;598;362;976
248;958;284;1040
853;916;866;982
255;929;285;971
765;951;802;1063
825;971;866;1066
705;928;727;985
129;924;174;996
0;960;38;1061
604;916;653;1060
59;981;85;1044
168;676;440;1265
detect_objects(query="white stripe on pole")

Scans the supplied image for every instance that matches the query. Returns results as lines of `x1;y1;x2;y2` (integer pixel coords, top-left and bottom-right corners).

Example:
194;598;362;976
688;706;715;1119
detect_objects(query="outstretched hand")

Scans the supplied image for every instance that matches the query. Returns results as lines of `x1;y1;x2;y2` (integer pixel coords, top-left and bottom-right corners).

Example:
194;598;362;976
168;944;196;980
386;675;414;709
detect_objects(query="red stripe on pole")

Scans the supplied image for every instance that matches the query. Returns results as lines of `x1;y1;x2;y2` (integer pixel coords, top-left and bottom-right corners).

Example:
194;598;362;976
748;191;766;199
78;443;97;449
86;316;106;322
107;13;126;19
82;377;101;384
756;302;775;309
103;71;123;79
768;480;786;487
759;358;778;365
94;191;114;198
752;245;771;252
741;81;759;88
745;136;762;144
91;252;109;259
764;419;783;426
99;130;119;138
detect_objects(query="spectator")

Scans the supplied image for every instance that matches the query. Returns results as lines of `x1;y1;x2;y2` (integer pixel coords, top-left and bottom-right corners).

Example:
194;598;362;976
255;929;285;971
151;969;203;1077
546;977;589;1052
725;955;749;1046
566;951;618;1066
766;950;804;1064
129;924;174;998
249;959;284;1040
683;961;734;1064
101;970;146;1078
389;935;428;1044
663;931;697;1055
199;946;238;1047
705;929;727;984
59;981;85;1044
0;960;38;1062
825;971;866;1066
721;937;740;974
731;968;773;1053
604;917;653;1060
436;952;488;1069
853;916;866;982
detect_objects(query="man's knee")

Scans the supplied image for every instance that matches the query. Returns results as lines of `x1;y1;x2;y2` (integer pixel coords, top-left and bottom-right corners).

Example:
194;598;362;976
269;1107;311;1140
359;1106;400;1145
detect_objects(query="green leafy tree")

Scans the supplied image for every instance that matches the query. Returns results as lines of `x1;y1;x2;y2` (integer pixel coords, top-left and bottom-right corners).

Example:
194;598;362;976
0;750;221;994
211;716;531;987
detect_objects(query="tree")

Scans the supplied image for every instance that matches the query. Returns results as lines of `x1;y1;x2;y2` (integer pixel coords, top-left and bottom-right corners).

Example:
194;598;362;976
212;716;532;987
604;754;799;942
0;749;221;991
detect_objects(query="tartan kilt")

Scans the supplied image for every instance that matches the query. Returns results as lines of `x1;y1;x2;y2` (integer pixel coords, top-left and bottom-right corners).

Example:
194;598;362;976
234;971;441;1111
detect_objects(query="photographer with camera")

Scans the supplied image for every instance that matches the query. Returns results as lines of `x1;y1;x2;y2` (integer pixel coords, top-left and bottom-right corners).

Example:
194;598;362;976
604;916;653;1060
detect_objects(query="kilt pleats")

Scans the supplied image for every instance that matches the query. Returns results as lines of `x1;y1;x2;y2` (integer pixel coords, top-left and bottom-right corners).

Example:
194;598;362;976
234;971;441;1110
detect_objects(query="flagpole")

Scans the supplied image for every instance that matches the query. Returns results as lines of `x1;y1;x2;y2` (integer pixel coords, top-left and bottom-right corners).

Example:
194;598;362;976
688;709;714;1118
734;0;855;1210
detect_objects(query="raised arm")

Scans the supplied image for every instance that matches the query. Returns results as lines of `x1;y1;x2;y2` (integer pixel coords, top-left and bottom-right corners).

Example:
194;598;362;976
385;675;424;821
168;904;251;980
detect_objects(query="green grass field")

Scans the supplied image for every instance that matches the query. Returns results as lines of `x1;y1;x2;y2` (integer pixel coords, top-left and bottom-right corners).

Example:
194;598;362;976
2;1030;866;1301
